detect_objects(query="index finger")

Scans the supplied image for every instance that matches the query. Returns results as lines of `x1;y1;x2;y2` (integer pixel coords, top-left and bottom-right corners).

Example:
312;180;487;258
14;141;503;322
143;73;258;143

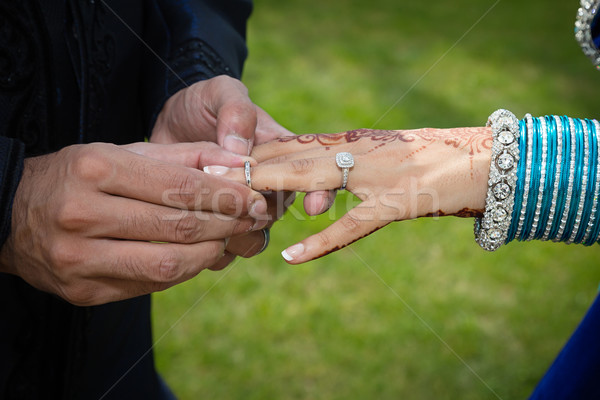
78;144;266;216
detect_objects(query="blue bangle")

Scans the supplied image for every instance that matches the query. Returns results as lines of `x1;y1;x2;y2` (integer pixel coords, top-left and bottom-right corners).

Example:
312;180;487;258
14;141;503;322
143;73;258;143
521;117;541;240
576;119;597;243
585;119;600;245
536;115;557;240
562;118;585;242
506;119;528;243
549;116;571;240
588;120;600;244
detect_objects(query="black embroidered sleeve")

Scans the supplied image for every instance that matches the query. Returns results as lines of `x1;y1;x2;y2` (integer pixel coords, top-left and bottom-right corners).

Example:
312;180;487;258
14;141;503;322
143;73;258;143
141;0;253;135
0;136;24;248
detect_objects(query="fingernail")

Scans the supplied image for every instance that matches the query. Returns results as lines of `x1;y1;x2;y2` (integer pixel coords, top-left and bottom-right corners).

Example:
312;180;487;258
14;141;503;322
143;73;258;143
249;198;267;217
281;243;305;262
203;165;230;176
249;198;269;231
251;217;268;231
224;135;251;156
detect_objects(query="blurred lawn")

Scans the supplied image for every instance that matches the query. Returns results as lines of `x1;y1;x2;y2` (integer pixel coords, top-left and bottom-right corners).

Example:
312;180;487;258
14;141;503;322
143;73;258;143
153;0;600;399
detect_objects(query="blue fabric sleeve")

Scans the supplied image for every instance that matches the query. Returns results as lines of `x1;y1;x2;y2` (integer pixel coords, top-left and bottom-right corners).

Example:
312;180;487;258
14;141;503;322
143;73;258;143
529;292;600;399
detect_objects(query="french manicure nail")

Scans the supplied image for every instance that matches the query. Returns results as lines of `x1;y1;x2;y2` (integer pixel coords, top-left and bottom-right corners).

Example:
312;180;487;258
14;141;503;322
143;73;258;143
281;243;305;262
224;135;251;156
203;165;230;176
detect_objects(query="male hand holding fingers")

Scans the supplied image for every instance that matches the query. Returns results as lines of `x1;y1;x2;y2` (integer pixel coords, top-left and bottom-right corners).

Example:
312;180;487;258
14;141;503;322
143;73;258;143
0;142;268;305
152;75;336;262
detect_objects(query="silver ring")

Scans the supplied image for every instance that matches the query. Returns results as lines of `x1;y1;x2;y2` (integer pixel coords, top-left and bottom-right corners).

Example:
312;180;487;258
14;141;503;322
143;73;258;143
335;152;354;190
257;228;270;255
244;161;252;188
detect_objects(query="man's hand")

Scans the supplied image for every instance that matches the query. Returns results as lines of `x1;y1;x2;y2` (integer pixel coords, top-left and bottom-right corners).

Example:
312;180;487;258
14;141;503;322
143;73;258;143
150;75;292;152
151;75;335;263
0;142;268;305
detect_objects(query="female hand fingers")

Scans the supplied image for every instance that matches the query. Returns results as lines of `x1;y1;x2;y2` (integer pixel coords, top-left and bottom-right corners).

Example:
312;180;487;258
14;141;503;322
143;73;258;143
303;190;337;216
210;156;350;193
280;201;391;264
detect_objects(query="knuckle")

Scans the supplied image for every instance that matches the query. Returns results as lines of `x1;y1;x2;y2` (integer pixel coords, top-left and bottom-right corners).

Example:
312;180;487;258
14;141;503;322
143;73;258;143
223;195;244;216
70;145;114;183
156;252;183;282
316;232;331;249
168;173;199;207
172;215;202;243
290;159;315;175
341;214;362;233
204;241;225;266
214;190;245;216
61;282;97;306
214;74;244;90
48;241;84;270
55;200;93;231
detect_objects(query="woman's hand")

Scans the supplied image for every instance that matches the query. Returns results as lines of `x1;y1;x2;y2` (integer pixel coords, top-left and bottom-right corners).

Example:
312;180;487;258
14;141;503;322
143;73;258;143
210;128;493;263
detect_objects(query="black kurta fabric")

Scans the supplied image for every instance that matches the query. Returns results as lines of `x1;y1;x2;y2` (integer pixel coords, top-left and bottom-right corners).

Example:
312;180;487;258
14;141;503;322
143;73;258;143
0;1;252;398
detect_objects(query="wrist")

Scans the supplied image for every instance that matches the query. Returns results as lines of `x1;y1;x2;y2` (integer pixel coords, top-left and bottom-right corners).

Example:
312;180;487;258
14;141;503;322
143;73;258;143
420;127;491;218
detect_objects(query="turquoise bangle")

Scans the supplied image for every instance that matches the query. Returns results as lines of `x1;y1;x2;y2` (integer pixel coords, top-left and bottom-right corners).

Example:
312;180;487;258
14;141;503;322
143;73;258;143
576;119;597;243
535;115;557;240
506;119;528;243
521;117;541;240
549;116;571;240
586;120;600;245
561;118;585;241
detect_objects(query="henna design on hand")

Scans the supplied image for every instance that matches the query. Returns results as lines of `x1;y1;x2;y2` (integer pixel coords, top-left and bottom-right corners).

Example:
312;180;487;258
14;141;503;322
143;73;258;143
423;208;484;218
278;127;492;155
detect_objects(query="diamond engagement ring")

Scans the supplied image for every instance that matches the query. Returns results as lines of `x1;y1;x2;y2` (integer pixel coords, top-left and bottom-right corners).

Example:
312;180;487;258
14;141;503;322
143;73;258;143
244;161;252;188
335;152;354;190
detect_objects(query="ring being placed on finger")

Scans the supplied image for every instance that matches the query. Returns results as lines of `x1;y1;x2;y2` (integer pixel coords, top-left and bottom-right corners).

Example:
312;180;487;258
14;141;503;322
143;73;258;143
335;152;354;190
257;228;270;255
244;161;252;188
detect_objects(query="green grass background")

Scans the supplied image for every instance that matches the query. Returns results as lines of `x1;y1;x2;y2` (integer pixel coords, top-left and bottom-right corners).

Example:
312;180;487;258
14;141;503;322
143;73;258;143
153;0;600;398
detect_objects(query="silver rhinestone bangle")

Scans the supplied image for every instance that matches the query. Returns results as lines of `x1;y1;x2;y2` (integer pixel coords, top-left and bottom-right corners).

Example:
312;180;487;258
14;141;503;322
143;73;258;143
475;109;520;251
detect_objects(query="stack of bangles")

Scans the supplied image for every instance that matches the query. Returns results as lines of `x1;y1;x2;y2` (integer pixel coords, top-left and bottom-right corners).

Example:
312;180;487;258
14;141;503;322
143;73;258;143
475;109;600;251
